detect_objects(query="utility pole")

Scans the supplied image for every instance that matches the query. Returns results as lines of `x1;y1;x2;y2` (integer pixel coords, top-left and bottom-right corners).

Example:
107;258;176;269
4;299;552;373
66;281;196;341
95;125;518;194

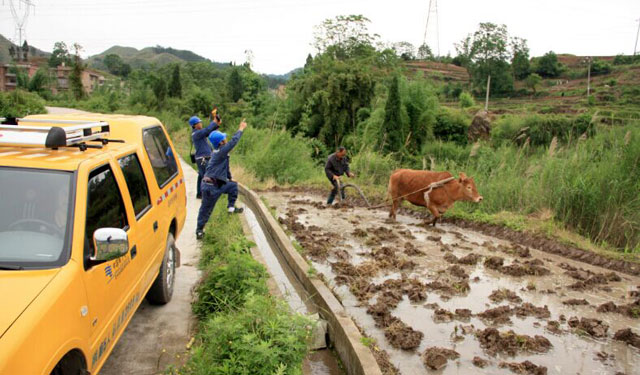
484;75;491;111
582;56;592;96
634;18;640;55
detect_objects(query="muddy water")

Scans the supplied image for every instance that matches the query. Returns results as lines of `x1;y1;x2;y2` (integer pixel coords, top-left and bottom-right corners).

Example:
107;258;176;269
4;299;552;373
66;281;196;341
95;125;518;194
262;191;640;375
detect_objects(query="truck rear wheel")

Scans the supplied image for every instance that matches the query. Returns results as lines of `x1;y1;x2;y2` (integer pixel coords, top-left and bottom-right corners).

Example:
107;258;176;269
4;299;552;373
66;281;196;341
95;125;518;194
146;233;176;304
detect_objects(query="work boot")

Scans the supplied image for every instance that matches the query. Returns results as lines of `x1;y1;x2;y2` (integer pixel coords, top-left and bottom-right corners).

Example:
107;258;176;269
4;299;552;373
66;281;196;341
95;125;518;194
228;207;244;214
327;192;336;205
196;230;204;240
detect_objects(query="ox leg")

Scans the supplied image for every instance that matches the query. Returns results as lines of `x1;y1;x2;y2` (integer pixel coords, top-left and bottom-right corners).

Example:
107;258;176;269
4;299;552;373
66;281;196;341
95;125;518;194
425;204;440;226
389;198;400;220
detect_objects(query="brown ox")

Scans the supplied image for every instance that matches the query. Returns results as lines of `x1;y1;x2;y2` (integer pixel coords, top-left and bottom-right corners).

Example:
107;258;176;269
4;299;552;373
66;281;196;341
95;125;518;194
388;169;483;225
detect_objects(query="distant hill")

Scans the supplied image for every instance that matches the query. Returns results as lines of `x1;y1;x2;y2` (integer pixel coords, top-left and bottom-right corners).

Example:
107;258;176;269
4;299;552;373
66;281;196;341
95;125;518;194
263;67;301;88
87;45;231;70
0;34;50;64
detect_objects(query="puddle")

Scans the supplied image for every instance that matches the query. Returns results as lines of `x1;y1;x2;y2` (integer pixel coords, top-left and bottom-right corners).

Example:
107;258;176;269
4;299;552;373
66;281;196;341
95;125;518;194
262;191;640;375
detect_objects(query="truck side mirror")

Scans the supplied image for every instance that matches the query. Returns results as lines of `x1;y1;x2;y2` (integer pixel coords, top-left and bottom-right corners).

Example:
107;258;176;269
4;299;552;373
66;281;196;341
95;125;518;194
91;228;128;263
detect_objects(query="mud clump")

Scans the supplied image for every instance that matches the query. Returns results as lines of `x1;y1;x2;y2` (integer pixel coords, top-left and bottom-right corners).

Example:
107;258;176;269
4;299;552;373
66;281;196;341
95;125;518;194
349;277;381;303
384;320;424;350
546;320;562;334
455;308;472;319
397;228;416;239
499;360;548;375
422;347;460;370
476;328;552;356
513;303;550;319
567;317;609;338
369;226;398;242
496;243;532;258
447;264;469;279
485;256;505;270
472;356;489;368
352;228;368;238
613;328;640;349
433;308;455;323
478;306;513;325
404;242;424;256
426;279;470;296
500;259;551;277
459;253;482;265
369;345;400;375
596;299;640;319
489;289;522;304
568;272;622;290
445;253;482;265
426;235;442;242
563;299;590;306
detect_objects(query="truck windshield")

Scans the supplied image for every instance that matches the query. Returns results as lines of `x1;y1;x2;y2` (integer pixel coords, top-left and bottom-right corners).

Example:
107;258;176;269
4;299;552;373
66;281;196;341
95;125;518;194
0;167;73;268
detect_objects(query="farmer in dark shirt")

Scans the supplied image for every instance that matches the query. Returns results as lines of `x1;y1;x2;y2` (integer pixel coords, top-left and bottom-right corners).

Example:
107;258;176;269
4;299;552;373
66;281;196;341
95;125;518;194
196;119;248;239
190;113;220;199
325;146;355;204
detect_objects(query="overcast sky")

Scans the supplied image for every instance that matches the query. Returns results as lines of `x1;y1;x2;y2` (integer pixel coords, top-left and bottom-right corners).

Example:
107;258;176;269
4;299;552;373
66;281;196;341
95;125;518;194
1;0;639;74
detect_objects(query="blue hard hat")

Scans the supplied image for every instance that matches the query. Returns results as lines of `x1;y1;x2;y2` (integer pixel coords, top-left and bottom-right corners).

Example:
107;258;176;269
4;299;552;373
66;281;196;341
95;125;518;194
188;116;202;127
208;131;227;149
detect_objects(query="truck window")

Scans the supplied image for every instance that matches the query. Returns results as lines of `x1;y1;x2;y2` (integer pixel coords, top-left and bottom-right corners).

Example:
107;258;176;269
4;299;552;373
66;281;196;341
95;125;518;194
142;126;178;188
118;153;151;218
85;164;129;254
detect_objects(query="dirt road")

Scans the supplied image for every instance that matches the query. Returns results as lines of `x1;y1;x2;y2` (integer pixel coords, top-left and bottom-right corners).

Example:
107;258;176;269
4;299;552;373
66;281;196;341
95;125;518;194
263;190;640;375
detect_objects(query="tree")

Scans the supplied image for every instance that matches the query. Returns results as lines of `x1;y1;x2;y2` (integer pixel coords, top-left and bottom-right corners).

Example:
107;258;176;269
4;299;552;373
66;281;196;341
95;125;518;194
383;75;404;153
533;51;562;78
511;37;530;80
228;68;244;102
456;23;516;95
393;41;415;60
69;43;85;100
27;68;50;93
304;54;313;70
48;42;72;68
168;64;182;98
417;44;434;60
525;73;542;94
151;74;167;105
312;15;379;59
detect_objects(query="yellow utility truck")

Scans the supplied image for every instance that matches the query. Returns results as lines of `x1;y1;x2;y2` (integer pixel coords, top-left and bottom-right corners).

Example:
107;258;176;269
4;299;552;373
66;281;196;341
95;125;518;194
0;114;187;375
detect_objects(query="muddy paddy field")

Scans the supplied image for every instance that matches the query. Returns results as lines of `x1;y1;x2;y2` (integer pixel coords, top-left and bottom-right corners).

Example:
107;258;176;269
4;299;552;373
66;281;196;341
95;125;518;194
260;190;640;375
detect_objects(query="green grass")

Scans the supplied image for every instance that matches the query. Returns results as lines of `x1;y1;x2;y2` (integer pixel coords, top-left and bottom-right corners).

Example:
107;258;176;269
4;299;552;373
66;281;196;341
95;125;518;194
178;197;313;375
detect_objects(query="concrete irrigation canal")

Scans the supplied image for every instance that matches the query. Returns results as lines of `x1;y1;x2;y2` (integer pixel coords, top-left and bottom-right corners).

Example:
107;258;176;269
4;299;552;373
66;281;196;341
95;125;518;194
243;188;640;375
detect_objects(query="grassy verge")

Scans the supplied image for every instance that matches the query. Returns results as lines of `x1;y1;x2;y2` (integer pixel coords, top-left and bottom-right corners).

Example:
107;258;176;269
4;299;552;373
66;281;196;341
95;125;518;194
174;197;313;375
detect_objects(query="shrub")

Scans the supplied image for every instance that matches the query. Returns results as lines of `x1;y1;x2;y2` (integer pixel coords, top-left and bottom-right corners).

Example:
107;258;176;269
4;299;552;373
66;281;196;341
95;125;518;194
192;252;268;318
590;59;612;76
491;114;594;147
351;150;397;185
187;294;311;375
433;108;469;145
458;91;475;108
237;128;316;184
533;51;562;78
0;89;46;118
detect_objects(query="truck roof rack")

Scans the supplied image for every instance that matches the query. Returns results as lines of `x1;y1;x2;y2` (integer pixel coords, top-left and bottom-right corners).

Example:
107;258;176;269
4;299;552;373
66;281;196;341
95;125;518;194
0;118;112;151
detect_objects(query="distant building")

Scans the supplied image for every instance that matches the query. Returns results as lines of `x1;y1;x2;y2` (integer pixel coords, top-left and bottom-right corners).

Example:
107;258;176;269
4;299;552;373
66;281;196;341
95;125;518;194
49;63;105;94
0;62;105;94
0;63;39;92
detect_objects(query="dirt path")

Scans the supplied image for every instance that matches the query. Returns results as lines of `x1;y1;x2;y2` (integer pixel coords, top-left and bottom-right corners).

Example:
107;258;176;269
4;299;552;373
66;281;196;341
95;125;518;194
263;190;640;375
100;158;200;374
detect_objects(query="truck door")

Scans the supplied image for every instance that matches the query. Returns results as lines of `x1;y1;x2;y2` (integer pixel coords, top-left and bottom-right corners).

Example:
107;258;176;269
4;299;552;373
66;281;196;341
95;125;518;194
80;162;138;370
116;152;161;294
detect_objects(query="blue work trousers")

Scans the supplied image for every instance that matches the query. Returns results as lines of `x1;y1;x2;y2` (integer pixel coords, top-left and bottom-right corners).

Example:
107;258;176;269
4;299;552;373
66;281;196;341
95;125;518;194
196;180;238;231
195;157;209;197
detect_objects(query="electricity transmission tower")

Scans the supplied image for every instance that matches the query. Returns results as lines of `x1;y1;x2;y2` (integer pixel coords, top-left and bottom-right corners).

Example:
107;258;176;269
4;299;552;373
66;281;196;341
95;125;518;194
6;0;35;48
422;0;440;56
